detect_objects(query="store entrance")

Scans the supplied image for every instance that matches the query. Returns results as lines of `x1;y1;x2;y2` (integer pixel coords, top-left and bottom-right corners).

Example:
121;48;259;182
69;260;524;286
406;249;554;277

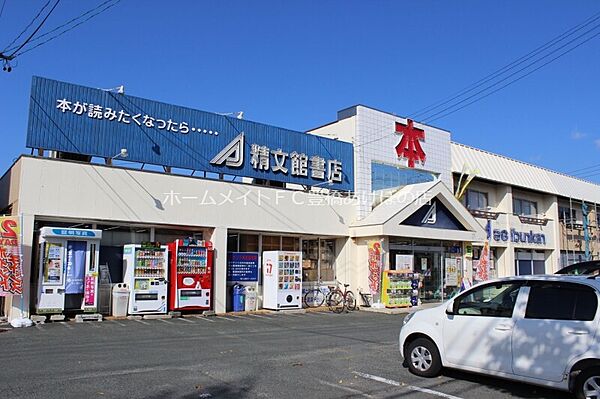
414;251;442;302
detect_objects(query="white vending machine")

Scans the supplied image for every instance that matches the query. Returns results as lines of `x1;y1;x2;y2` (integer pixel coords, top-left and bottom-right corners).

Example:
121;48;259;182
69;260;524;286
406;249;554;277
262;251;302;310
123;243;169;315
36;227;102;314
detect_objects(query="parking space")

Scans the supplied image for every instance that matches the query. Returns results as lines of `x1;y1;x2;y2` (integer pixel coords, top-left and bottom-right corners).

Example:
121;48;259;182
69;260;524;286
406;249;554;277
1;311;572;399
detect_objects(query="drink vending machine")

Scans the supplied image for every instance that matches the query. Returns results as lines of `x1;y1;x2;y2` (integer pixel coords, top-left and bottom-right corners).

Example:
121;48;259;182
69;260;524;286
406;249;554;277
262;251;302;310
36;227;102;314
123;243;169;315
168;238;214;311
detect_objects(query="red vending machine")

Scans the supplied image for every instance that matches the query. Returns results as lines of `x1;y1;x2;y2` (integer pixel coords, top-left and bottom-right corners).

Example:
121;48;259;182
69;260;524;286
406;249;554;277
168;238;214;311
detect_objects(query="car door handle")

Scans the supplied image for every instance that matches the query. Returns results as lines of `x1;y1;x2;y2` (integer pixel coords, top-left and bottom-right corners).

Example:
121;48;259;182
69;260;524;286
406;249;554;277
495;325;512;331
568;330;589;335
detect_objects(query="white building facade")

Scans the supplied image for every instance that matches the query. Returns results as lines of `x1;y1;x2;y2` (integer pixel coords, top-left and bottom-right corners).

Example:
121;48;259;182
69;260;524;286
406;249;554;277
1;79;599;321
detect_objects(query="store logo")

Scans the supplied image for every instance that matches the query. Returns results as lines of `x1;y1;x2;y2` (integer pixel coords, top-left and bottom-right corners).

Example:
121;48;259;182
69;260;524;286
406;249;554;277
210;133;244;167
421;201;437;224
395;119;426;168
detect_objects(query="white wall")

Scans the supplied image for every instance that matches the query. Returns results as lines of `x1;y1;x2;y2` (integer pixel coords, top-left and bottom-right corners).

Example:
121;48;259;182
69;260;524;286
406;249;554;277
17;157;357;236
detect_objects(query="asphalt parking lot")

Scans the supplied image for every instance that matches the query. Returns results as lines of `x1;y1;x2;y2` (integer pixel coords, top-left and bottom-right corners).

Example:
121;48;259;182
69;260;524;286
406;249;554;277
0;311;572;399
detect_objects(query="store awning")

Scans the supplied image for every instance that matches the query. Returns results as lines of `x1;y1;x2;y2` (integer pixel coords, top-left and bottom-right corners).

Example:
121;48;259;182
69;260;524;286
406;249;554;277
349;180;486;242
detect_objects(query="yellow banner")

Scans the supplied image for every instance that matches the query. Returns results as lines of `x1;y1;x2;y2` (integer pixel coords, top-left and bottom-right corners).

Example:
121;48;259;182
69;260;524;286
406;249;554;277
0;216;22;296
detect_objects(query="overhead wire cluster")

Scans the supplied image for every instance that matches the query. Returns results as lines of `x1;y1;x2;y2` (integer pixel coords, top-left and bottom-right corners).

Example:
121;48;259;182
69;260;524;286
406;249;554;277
353;9;600;150
0;0;121;72
408;10;600;124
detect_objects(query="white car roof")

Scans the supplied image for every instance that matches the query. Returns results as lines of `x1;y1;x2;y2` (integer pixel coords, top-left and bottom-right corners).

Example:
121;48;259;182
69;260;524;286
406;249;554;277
481;274;600;290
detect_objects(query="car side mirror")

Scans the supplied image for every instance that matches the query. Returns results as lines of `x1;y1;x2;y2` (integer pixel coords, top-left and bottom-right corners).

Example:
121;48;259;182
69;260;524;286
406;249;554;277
445;301;455;315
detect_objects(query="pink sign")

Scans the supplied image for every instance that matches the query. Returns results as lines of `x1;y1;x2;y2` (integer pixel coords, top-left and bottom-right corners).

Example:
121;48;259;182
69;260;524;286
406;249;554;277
84;275;95;306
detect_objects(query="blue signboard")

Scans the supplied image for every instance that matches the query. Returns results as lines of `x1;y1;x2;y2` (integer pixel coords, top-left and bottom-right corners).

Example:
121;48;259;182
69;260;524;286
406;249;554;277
227;252;259;282
27;76;354;190
51;229;97;237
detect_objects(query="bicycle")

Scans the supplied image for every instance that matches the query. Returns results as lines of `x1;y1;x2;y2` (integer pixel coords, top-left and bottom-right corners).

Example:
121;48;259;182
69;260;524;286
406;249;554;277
327;281;357;314
303;281;331;308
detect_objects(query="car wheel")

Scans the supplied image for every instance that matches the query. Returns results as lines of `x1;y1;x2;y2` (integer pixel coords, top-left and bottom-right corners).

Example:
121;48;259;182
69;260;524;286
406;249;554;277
574;367;600;399
405;337;442;377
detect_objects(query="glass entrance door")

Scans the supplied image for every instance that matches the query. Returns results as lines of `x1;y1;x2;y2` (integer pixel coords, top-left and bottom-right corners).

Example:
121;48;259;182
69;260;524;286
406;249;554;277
414;252;442;302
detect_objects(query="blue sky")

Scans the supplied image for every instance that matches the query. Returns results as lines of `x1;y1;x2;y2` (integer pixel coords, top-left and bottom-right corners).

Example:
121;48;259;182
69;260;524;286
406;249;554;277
1;1;600;181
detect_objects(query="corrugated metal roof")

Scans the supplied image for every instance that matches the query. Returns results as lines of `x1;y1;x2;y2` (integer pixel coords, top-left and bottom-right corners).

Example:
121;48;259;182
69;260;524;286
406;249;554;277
452;142;600;203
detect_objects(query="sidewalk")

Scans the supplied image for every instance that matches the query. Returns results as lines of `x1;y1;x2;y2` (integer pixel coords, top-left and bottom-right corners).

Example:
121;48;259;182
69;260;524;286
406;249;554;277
359;301;443;315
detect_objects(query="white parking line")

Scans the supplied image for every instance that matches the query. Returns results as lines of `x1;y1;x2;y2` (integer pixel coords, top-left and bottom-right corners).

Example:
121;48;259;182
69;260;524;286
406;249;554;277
158;319;174;325
317;379;374;398
353;371;463;399
193;315;215;323
247;314;269;319
227;314;248;319
109;320;127;327
177;317;195;323
60;322;73;329
215;316;236;322
132;319;150;325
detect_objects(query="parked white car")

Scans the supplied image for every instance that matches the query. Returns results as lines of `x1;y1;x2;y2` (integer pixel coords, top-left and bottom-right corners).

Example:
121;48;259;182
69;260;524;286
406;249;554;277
399;275;600;399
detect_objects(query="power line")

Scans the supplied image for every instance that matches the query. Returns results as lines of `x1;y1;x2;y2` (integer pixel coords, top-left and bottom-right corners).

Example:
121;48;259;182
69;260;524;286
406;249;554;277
568;163;600;174
424;28;600;123
1;0;51;53
409;10;600;120
0;0;7;22
4;0;61;59
3;0;118;55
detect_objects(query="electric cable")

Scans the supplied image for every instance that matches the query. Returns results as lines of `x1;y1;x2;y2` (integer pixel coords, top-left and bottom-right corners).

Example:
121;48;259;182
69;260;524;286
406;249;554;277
1;0;51;53
568;162;600;175
4;0;60;59
0;0;7;23
3;0;119;55
409;10;600;120
424;28;600;123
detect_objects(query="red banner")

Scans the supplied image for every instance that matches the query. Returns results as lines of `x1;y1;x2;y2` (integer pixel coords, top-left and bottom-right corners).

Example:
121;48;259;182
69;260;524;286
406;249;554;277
368;241;383;296
0;216;23;296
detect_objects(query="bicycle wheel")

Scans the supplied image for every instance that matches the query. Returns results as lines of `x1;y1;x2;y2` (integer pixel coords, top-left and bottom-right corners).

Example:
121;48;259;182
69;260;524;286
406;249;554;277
345;291;357;311
328;289;345;313
303;289;325;308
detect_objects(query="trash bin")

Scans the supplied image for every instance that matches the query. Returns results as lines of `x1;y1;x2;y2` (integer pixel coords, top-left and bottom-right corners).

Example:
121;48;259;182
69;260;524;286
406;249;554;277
244;286;257;311
232;284;245;312
112;283;130;317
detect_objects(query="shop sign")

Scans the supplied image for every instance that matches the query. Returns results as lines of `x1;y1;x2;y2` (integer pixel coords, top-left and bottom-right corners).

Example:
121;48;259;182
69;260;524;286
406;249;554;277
367;241;383;297
227;252;259;282
395;254;414;272
395;119;426;168
0;216;22;296
445;258;458;286
51;229;97;238
493;229;546;245
27;77;354;190
84;275;96;306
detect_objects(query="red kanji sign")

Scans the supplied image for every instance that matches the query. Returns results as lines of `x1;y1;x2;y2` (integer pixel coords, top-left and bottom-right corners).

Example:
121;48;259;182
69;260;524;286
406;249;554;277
395;119;426;168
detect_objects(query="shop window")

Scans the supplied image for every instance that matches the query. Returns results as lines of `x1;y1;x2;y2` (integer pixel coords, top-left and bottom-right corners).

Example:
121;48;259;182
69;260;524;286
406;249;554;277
525;283;597;321
262;235;280;251
320;240;335;282
466;190;488;210
301;239;336;282
371;162;437;192
559;206;577;223
302;240;319;282
239;234;259;252
282;236;300;251
513;198;537;217
515;250;546;275
227;234;239;252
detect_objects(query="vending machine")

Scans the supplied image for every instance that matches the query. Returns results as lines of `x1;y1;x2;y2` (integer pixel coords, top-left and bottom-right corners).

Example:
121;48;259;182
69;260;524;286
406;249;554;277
262;251;302;310
167;238;214;311
36;227;102;314
123;243;169;315
381;270;420;308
